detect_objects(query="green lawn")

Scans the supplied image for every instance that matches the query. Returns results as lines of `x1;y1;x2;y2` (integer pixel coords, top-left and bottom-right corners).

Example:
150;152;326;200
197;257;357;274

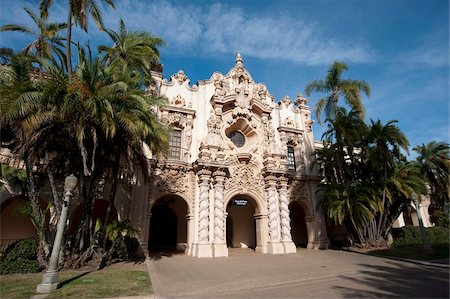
0;268;152;299
369;243;449;261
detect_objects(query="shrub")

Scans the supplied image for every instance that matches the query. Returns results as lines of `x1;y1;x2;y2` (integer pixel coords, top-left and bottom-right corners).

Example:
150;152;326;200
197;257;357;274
392;226;449;247
124;236;140;256
0;238;42;274
3;238;38;261
0;259;41;274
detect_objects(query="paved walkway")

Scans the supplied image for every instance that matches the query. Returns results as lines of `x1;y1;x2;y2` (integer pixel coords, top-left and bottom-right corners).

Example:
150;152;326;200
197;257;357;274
146;249;449;298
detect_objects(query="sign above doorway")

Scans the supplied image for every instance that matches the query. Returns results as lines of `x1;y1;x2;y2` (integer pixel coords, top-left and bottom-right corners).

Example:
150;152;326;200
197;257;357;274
233;199;248;206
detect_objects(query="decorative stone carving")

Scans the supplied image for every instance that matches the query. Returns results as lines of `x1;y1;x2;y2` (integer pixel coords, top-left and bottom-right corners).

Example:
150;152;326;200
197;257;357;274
153;166;193;200
305;120;314;133
265;175;280;242
200;114;225;153
279;130;303;147
280;96;291;108
252;83;268;102
228;53;253;92
224;164;264;197
278;177;293;242
211;73;230;101
290;181;309;201
172;70;189;85
197;170;211;243
170;94;186;107
213;170;226;244
295;94;308;106
284;117;295;128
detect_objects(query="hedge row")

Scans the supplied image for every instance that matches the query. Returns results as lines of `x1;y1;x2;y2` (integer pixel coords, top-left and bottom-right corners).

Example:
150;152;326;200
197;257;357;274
392;226;449;248
0;238;42;274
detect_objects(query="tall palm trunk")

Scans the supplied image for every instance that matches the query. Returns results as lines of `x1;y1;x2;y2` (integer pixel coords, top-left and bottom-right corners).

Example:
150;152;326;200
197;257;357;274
24;156;49;265
66;3;73;78
103;145;121;249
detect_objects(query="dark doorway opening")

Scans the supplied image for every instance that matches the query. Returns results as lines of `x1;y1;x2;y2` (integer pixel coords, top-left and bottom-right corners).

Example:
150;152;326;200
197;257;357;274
289;202;308;248
226;198;256;249
148;196;187;252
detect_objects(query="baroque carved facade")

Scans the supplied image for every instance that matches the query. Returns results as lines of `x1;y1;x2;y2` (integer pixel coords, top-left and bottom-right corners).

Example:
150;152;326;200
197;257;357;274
119;54;330;257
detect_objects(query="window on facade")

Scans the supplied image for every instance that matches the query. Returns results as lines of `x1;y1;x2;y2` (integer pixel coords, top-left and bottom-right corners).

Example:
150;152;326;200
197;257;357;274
228;131;245;148
287;146;296;171
168;129;182;159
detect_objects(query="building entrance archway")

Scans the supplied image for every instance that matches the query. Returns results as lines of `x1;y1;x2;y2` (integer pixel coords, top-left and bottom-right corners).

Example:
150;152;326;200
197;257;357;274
289;201;308;248
226;197;257;250
148;195;188;251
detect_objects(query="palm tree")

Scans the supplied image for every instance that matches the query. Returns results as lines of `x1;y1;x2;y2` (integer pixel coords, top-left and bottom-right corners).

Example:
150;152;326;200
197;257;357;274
40;0;115;78
304;61;370;124
99;19;165;80
0;53;50;264
413;141;450;222
0;7;66;79
365;119;410;242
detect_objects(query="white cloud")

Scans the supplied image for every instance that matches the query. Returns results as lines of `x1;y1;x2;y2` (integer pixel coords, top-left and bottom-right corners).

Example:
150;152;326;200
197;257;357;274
100;1;375;66
404;44;449;68
0;0;376;65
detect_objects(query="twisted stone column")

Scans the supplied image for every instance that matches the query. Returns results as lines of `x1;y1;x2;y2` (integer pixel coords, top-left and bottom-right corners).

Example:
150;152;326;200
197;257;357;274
265;176;279;242
213;171;226;244
197;171;211;244
278;177;293;242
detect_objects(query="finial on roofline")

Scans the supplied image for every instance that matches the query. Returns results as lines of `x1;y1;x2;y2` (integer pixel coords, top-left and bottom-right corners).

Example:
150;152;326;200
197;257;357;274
236;52;243;65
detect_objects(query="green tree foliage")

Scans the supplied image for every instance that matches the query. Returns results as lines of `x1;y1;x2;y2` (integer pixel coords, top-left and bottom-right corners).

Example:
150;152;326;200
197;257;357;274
0;7;66;78
316;107;427;247
1;1;167;268
40;0;115;77
99;19;165;80
413;141;450;225
305;61;370;124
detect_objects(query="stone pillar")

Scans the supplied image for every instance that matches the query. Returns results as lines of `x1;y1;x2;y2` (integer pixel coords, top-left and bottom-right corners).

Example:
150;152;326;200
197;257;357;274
212;170;228;257
254;213;268;254
305;216;315;249
265;175;284;254
278;177;296;254
192;169;213;257
186;213;194;256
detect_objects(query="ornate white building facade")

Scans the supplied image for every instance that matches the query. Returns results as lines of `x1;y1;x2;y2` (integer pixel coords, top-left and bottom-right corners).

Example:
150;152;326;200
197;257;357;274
123;54;330;258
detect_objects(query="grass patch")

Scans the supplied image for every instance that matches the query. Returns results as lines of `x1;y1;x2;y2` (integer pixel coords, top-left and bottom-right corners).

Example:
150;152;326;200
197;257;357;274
369;243;449;260
0;267;152;299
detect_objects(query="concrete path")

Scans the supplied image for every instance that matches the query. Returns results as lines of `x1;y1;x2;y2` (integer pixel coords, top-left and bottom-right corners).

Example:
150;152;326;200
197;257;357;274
146;249;449;298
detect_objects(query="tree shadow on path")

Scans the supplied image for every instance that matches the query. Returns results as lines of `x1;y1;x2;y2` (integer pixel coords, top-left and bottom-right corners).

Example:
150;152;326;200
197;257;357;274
333;261;449;298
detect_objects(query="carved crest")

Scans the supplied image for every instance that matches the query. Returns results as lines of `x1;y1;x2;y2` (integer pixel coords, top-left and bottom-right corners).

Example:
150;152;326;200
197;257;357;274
280;96;291;108
152;166;194;201
170;94;185;107
224;164;264;197
171;70;189;85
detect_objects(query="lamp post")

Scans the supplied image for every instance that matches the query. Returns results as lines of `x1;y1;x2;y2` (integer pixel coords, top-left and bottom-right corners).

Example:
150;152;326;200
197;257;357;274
411;192;433;253
37;174;78;293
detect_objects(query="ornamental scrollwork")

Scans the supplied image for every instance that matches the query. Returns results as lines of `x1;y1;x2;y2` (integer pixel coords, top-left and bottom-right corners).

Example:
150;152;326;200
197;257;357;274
171;70;189;85
224;164;264;197
152;166;194;201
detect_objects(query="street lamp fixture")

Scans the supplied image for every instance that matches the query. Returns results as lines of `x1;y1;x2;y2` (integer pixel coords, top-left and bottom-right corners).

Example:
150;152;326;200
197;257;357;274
36;174;78;293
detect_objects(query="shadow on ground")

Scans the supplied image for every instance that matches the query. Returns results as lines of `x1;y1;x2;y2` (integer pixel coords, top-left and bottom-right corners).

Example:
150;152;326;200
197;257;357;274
148;250;186;260
57;271;90;289
334;261;449;298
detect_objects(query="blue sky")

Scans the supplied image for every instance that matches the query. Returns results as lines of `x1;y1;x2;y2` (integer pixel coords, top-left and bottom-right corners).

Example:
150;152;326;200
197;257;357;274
1;0;448;157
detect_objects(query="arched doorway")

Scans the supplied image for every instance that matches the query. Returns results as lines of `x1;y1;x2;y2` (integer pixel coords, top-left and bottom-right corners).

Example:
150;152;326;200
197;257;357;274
226;197;256;249
148;195;187;252
1;196;38;252
289;201;308;248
